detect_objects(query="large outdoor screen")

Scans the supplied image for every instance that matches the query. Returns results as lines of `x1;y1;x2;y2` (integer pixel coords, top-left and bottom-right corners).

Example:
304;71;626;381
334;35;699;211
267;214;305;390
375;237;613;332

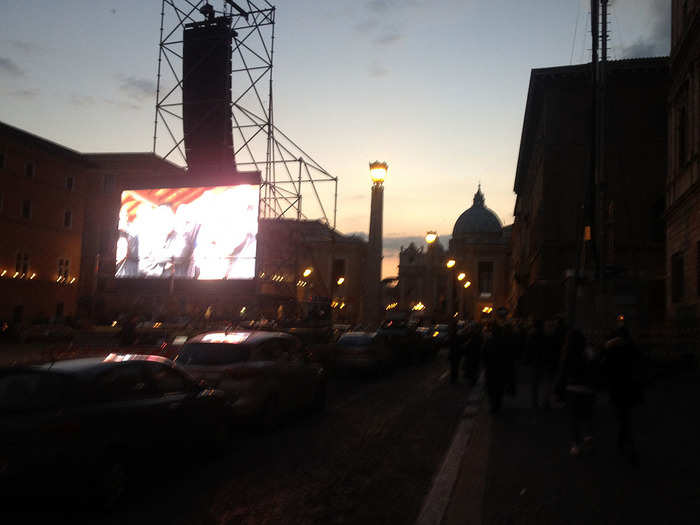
116;185;258;280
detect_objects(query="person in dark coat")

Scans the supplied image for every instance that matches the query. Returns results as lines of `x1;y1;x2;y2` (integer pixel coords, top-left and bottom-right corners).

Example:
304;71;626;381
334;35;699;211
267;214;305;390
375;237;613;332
602;326;644;465
558;329;598;456
448;319;462;384
463;323;484;385
483;322;507;413
525;319;548;409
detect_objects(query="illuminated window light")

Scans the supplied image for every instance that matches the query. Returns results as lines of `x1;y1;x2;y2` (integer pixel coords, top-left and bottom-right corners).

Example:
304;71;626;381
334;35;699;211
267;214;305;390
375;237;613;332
336;276;345;286
464;281;471;288
240;306;247;315
13;272;19;278
0;270;6;277
30;273;36;280
302;268;313;278
69;277;76;284
446;259;456;269
111;321;118;327
457;272;466;281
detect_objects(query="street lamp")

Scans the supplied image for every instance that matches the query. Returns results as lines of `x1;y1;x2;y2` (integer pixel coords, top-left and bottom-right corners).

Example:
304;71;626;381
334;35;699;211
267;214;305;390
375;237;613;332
425;231;437;244
464;281;471;288
302;267;313;278
446;259;456;269
336;276;345;286
369;161;388;184
457;272;466;281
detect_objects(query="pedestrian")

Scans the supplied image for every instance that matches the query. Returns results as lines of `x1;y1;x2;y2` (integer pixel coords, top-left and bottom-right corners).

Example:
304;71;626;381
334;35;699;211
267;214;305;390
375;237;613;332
525;319;548;409
557;329;598;456
463;323;483;385
448;318;462;384
601;326;645;465
483;322;507;413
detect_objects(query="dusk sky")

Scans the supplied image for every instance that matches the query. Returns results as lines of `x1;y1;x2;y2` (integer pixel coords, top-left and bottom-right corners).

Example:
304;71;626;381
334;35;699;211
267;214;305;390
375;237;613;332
1;0;670;276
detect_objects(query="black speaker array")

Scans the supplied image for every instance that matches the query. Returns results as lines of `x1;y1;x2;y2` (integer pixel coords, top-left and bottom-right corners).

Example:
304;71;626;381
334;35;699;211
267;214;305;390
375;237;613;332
182;17;236;176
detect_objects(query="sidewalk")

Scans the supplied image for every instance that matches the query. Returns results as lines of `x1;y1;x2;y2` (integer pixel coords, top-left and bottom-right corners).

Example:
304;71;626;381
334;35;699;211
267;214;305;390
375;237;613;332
443;367;700;524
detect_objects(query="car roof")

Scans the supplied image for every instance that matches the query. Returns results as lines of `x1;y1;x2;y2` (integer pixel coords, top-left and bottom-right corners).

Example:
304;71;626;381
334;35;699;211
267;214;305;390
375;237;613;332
186;330;295;345
27;354;174;376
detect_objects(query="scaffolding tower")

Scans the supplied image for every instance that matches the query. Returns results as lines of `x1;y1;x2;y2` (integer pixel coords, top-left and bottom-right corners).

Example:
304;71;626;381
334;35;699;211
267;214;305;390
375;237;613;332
153;0;338;228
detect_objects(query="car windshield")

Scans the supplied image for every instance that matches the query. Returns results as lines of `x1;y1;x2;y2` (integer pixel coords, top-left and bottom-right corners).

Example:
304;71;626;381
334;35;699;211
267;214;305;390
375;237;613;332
175;343;251;366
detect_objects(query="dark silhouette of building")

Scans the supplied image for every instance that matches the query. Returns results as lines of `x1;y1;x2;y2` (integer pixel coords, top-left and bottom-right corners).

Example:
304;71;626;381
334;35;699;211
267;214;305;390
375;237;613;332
511;58;668;331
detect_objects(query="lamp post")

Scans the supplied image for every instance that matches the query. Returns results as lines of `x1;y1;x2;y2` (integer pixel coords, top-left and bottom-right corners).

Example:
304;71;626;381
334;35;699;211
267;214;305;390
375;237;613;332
366;161;387;327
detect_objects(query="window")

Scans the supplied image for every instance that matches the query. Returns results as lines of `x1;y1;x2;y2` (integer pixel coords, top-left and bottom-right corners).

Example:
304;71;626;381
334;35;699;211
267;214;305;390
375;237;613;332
21;199;31;219
671;251;684;303
149;364;188;395
25;161;34;179
16;253;29;274
103;174;114;193
175;343;250;366
478;261;494;297
678;106;688;167
64;209;72;228
95;365;147;402
65;176;74;191
58;259;69;279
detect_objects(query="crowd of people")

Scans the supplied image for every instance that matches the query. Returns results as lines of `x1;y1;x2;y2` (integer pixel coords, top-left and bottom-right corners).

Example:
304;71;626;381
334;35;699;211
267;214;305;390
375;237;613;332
447;315;646;465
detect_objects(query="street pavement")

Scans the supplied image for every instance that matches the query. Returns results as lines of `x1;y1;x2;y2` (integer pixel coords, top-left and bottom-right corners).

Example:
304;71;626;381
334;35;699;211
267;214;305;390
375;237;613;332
442;364;700;525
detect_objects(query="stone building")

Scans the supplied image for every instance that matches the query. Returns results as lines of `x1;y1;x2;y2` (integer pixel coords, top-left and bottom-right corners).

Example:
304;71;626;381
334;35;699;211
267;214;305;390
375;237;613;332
449;186;511;320
511;58;668;329
667;0;700;327
398;238;447;316
0;121;90;323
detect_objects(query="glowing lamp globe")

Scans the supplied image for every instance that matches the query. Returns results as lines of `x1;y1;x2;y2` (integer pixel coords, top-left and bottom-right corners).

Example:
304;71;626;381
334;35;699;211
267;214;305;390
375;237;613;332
369;161;388;183
425;231;437;244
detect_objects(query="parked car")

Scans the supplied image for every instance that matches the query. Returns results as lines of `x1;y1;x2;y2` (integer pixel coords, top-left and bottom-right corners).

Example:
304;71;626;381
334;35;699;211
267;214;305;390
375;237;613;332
20;323;75;343
414;326;439;359
0;354;230;510
334;331;394;373
377;319;422;364
172;330;327;425
431;324;450;348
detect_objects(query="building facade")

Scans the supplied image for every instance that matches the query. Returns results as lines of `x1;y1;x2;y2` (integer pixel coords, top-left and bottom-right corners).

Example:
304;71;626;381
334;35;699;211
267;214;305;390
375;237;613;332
0;122;90;323
512;59;668;330
667;0;700;327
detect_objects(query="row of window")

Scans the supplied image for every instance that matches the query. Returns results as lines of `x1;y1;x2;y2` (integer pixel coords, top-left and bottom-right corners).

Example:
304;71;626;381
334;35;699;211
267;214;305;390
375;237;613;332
13;252;71;276
0;152;76;190
670;241;700;303
1;196;73;227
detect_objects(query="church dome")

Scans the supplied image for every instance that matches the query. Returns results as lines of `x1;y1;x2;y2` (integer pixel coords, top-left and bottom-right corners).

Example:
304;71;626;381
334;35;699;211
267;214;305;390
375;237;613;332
452;186;503;237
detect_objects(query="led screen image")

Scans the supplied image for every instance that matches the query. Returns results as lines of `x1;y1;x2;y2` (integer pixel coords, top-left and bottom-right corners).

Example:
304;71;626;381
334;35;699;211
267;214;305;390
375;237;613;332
116;185;258;280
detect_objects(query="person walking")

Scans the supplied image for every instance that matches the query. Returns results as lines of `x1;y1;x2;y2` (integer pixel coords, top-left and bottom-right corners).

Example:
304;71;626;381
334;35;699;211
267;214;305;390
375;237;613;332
525;319;548;409
558;329;598;456
483;322;507;413
602;326;645;465
463;323;484;386
448;318;463;384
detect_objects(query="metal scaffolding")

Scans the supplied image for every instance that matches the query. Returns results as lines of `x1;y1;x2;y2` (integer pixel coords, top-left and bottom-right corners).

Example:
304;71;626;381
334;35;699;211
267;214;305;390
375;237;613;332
153;0;338;228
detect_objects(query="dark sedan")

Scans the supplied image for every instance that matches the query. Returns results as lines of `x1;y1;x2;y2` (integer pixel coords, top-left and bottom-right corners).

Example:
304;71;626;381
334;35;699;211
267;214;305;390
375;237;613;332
0;354;230;509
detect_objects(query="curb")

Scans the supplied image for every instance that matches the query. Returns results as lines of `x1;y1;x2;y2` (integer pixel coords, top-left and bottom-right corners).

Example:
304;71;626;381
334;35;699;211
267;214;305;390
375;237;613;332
415;373;486;525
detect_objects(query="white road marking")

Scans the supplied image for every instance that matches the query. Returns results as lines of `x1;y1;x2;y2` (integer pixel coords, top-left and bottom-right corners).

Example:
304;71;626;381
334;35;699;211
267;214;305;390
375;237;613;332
415;374;485;525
